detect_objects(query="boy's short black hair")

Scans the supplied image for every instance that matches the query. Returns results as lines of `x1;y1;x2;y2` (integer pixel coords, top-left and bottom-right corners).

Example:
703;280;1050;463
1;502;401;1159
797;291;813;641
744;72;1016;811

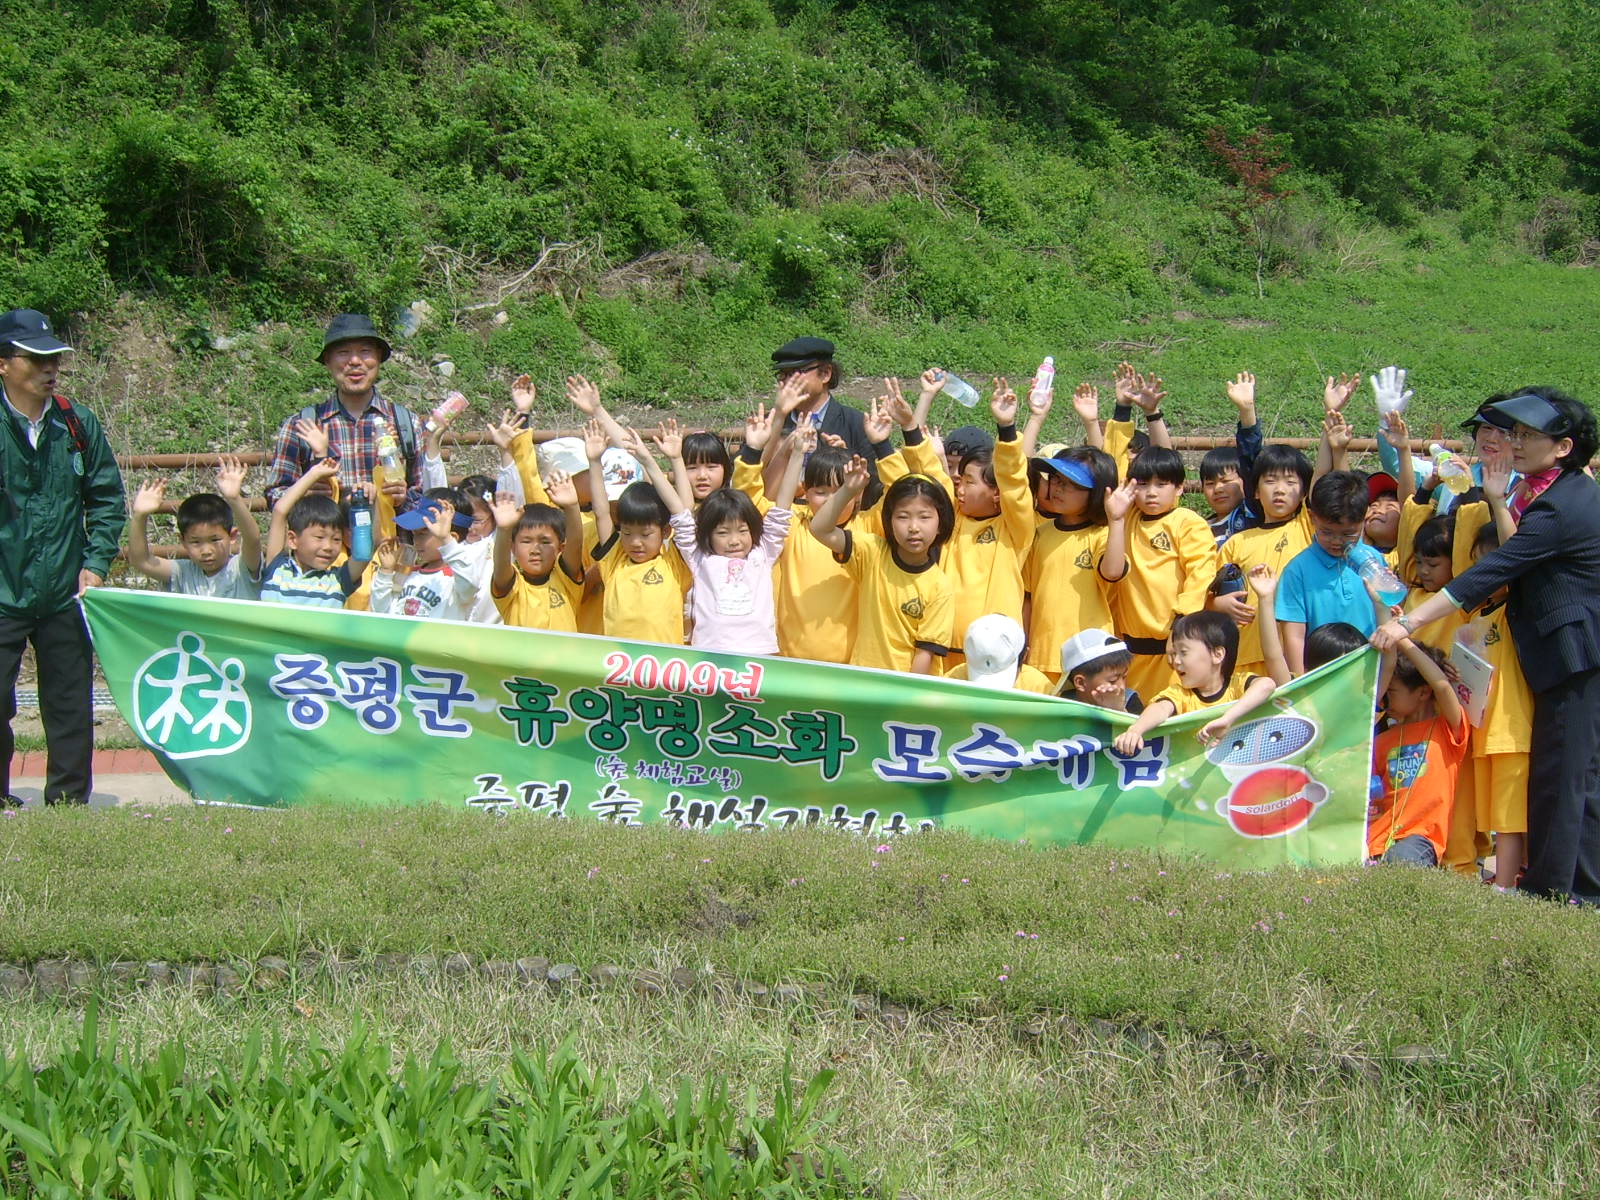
615;480;670;529
1127;446;1186;486
176;492;234;535
425;484;472;511
1199;447;1241;483
883;474;956;554
1392;642;1453;691
1070;647;1133;685
1169;610;1240;684
1473;522;1501;557
1248;443;1312;502
682;432;733;475
1413;513;1454;561
1304;622;1368;670
288;494;342;535
516;502;565;542
694;488;763;554
803;446;850;491
1307;471;1370;523
957;447;997;490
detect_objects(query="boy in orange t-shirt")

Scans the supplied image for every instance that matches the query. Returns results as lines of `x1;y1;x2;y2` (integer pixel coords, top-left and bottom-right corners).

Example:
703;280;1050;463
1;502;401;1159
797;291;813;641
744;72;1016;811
1367;637;1470;865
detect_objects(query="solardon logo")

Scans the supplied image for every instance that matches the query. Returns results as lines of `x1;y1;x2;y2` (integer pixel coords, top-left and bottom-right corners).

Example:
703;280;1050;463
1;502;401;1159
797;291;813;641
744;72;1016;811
130;631;252;759
1204;713;1328;839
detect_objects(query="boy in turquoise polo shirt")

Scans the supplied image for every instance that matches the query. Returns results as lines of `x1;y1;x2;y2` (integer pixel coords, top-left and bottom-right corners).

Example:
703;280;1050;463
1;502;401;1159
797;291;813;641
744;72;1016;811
1276;471;1386;674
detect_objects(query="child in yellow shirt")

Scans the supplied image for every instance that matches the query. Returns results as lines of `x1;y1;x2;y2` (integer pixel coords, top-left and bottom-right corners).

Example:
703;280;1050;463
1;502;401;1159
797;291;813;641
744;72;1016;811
1102;447;1221;698
488;472;586;632
946;614;1055;693
1023;447;1119;685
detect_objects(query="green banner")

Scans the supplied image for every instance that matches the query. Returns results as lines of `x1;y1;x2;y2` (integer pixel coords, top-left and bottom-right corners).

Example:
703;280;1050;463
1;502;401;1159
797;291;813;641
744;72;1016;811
84;589;1377;867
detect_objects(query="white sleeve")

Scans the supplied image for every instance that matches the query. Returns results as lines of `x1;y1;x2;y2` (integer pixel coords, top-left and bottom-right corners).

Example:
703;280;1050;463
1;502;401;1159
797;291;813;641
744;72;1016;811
420;453;448;491
438;539;488;606
496;463;525;505
759;506;792;562
669;509;700;566
369;569;396;613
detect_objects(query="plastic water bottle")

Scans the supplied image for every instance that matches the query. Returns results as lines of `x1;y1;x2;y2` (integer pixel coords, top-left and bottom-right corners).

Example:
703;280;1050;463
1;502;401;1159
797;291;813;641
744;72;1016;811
1352;545;1408;606
425;390;468;433
938;370;980;408
1030;357;1055;408
373;417;403;474
348;489;374;561
1429;443;1471;494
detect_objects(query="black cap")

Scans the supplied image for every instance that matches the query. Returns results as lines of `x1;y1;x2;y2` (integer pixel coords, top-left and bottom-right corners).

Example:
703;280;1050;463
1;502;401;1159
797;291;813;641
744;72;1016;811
943;425;994;460
1488;392;1572;436
771;336;835;371
1460;402;1513;433
0;309;71;355
318;314;392;363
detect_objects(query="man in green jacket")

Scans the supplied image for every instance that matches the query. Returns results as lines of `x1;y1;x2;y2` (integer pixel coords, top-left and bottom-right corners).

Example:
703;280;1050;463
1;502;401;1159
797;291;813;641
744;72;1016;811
0;309;125;806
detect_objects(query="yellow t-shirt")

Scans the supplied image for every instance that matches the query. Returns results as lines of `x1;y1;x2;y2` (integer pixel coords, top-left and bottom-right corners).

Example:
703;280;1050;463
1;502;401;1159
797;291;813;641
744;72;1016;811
1470;601;1534;756
1152;673;1263;717
1104;416;1135;481
946;661;1055;694
1112;507;1220;639
494;560;583;631
903;434;1033;647
594;536;692;644
838;530;954;672
1219;511;1312;670
1023;519;1112;677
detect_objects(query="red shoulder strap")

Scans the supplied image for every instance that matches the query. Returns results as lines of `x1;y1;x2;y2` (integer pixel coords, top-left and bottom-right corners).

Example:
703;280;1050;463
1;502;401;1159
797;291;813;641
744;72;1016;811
53;395;88;455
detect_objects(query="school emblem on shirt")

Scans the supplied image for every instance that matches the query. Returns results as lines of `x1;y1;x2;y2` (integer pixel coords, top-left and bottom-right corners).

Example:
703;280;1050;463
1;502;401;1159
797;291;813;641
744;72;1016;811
549;590;567;608
130;631;252;760
1150;531;1173;552
642;567;664;585
976;526;997;545
1484;624;1500;645
901;596;925;618
1274;533;1288;553
1074;549;1094;570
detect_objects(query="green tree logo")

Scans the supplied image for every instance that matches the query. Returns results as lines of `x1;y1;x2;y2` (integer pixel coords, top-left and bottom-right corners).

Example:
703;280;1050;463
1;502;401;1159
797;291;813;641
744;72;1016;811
131;632;252;759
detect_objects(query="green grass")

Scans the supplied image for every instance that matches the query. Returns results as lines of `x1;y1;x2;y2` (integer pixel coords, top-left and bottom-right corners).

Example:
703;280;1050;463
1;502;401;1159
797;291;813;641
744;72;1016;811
3;808;1597;1062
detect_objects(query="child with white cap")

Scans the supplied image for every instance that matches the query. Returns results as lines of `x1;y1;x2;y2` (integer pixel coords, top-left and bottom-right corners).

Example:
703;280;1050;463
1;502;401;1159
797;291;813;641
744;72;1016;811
1055;629;1143;713
946;614;1054;693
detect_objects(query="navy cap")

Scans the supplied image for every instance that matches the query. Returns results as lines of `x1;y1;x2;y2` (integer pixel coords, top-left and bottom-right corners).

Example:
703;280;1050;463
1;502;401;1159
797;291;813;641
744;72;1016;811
1488;392;1573;437
944;425;994;460
1037;452;1095;488
0;309;71;355
771;336;835;370
1460;403;1513;433
318;314;392;363
395;499;474;532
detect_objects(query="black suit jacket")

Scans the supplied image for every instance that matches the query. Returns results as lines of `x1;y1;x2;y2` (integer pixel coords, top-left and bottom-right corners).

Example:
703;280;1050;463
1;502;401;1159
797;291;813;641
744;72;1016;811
785;396;884;505
1448;469;1600;693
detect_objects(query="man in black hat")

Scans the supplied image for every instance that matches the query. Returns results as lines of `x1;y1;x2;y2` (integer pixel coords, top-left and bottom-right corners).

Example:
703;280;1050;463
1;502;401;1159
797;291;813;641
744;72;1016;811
0;309;125;806
264;314;422;508
770;336;884;504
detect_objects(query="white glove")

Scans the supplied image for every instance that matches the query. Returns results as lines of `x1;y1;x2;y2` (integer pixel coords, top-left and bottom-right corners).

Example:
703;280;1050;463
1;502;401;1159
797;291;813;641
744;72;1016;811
1372;366;1413;416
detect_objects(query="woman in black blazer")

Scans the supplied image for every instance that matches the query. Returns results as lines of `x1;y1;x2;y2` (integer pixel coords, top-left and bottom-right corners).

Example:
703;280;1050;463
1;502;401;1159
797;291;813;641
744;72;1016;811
1374;389;1600;905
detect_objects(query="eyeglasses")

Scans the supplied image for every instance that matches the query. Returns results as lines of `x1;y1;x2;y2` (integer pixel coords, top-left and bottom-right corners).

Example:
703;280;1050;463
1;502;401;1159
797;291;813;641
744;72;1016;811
1507;426;1552;444
1311;524;1363;544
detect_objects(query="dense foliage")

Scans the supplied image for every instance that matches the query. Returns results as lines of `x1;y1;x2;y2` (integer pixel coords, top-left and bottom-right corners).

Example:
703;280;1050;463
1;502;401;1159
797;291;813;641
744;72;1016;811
2;0;1596;396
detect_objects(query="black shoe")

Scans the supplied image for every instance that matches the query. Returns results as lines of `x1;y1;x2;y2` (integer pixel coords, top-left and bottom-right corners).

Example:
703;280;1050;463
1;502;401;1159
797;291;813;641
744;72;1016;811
1;794;23;809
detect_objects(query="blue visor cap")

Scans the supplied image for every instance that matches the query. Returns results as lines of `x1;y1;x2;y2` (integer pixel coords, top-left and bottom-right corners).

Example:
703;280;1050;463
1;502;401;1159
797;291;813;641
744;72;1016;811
394;500;474;532
1038;453;1095;489
1460;404;1513;433
1487;393;1572;437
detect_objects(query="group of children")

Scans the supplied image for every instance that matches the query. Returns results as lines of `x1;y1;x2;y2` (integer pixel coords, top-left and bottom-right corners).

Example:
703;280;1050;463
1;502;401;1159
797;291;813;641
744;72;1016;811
124;360;1533;883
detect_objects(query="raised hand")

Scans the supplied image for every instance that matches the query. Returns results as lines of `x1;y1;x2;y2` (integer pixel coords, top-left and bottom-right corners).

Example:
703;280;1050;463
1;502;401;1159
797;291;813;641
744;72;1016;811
1379;409;1410;450
616;426;650;460
423;500;456;540
1224;371;1255;411
918;368;947;404
294;416;330;459
215;455;247;499
744;401;774;452
1371;366;1412;416
510;373;537;415
305;457;340;487
989;377;1018;426
1069;383;1097;424
374;537;402;573
546;468;579;509
1246;562;1278;600
486;409;520;451
566;374;601;416
131;478;167;516
1105;478;1137;522
842;453;871;493
651;417;684;460
882;379;916;430
1323;372;1362;413
819;431;847;449
789;411;818;455
1482;451;1513;501
1324;409;1353;454
775;373;806;416
1132;371;1166;415
1112;361;1137;406
863;396;895;445
582;417;607;463
491;492;523;529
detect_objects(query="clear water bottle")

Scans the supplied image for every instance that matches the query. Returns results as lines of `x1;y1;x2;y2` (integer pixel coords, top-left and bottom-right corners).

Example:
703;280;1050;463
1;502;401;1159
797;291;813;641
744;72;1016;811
425;391;468;433
1352;545;1408;607
938;370;980;408
1429;443;1471;494
1030;356;1055;408
373;417;403;474
348;489;374;560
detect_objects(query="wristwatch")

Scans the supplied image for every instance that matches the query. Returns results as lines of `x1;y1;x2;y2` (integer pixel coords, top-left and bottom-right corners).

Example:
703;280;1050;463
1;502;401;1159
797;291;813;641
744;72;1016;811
1395;613;1415;633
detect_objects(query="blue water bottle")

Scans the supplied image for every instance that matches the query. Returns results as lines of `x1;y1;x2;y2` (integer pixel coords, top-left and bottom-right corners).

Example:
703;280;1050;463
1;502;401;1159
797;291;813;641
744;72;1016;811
349;489;374;561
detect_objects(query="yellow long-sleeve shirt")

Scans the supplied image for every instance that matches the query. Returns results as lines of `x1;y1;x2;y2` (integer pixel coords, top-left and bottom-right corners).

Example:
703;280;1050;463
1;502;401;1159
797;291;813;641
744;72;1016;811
1219;511;1312;672
1023;519;1112;680
1111;505;1219;696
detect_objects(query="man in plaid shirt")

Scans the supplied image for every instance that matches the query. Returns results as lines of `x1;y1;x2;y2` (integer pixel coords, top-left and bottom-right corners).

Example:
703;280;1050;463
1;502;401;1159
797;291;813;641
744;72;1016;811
264;314;422;509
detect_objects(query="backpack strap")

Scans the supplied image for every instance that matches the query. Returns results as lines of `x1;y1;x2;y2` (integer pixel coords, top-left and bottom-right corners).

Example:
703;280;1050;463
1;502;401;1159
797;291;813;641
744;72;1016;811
53;395;88;455
390;401;419;471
